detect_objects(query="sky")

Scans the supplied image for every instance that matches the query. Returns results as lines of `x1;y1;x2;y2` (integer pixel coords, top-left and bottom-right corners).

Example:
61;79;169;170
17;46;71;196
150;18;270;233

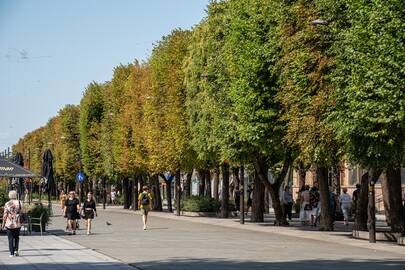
0;0;209;152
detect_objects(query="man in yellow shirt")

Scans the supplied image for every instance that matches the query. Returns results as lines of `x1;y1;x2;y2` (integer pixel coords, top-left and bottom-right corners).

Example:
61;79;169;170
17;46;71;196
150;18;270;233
138;186;153;230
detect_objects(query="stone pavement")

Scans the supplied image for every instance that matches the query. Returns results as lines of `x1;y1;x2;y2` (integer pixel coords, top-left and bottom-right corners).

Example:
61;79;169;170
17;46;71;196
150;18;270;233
106;206;405;256
45;206;405;270
0;233;137;270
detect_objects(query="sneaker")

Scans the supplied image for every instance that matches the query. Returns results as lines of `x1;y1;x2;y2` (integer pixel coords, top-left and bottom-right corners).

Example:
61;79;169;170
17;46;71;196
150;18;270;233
73;231;76;235
143;225;147;230
9;255;13;258
14;251;19;257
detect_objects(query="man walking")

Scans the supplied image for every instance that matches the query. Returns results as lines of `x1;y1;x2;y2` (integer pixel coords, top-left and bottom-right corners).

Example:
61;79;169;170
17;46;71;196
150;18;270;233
138;186;153;230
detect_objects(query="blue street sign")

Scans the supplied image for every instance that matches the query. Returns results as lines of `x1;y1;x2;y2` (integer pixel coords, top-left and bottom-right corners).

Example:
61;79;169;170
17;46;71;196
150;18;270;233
76;172;86;183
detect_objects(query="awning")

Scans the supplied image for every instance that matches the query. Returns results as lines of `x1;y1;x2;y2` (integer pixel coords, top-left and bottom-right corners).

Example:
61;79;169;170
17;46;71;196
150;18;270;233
0;158;37;178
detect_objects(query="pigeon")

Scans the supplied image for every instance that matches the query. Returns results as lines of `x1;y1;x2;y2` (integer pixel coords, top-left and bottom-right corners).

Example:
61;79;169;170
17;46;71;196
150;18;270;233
106;221;112;226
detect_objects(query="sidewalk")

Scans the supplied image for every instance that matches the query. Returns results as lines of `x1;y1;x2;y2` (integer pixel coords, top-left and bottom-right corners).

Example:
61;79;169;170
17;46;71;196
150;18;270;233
0;233;137;270
104;206;405;256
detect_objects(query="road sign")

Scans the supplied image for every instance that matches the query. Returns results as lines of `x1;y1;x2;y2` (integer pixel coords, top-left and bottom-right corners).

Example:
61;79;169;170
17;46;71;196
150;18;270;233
76;172;86;183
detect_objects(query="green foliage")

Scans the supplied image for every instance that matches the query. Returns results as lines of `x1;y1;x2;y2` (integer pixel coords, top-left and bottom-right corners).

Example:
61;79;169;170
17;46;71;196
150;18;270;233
145;29;195;173
79;82;106;178
59;105;81;182
328;0;405;169
0;192;8;207
181;196;221;212
184;2;230;166
276;0;338;166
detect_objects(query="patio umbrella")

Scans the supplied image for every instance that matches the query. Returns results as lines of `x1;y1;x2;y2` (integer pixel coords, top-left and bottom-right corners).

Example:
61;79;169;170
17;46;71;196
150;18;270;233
41;149;56;208
10;153;25;197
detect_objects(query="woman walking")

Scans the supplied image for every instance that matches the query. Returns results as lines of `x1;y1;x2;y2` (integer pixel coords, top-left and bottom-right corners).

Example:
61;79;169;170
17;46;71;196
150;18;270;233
64;191;80;235
82;192;97;235
2;190;23;257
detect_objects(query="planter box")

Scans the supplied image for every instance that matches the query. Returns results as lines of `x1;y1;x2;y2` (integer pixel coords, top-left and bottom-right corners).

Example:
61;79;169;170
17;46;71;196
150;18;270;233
180;211;218;217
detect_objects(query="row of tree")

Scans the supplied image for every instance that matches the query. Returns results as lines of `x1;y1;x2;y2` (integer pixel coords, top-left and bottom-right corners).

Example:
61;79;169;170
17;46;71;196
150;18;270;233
14;0;404;232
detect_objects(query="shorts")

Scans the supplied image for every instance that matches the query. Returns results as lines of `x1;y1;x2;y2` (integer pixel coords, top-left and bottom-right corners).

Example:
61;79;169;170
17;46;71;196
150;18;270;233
67;211;80;220
141;208;150;216
341;206;350;220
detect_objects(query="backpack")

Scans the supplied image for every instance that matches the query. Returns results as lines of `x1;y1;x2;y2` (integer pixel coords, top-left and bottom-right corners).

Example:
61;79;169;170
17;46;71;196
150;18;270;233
141;193;150;206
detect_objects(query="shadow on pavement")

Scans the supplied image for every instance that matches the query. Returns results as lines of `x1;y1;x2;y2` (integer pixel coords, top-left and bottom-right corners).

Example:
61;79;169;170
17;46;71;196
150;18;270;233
131;258;405;270
0;262;134;270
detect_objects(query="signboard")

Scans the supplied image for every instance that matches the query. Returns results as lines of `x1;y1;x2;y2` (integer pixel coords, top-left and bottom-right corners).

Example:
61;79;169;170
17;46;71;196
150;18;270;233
76;172;86;183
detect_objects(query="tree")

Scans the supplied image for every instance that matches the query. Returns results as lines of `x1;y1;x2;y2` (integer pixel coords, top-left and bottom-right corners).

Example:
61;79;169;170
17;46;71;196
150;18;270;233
79;82;105;193
275;0;340;230
223;0;292;224
145;29;193;211
59;105;81;191
329;0;405;233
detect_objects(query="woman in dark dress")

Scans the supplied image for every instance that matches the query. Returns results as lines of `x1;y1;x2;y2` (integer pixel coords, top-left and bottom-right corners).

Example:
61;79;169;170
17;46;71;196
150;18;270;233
82;192;97;235
64;191;80;235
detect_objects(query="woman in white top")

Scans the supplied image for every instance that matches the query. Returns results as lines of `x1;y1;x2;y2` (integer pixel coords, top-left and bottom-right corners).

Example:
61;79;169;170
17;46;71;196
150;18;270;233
2;190;23;257
339;188;352;226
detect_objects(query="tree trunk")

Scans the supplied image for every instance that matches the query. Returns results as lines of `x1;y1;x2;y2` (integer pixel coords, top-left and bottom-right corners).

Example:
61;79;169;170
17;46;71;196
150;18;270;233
184;172;192;198
198;169;206;196
213;165;220;200
205;169;212;198
220;162;230;218
383;168;405;233
354;172;369;231
331;162;341;196
151;175;162;211
251;151;290;226
367;169;382;242
317;165;334;231
264;188;270;214
123;177;130;209
240;165;245;224
166;180;172;212
175;170;181;216
298;162;306;190
251;170;265;222
133;176;138;211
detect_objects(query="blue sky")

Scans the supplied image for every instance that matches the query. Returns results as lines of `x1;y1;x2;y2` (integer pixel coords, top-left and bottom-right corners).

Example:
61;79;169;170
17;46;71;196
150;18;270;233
0;0;209;152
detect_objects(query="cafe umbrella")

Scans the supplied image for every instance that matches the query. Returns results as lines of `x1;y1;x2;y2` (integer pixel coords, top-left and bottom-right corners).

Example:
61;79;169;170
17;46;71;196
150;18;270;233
41;149;56;211
13;152;25;198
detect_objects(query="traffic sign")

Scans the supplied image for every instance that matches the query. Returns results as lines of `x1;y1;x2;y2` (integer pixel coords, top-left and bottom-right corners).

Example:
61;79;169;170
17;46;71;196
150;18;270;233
76;172;86;183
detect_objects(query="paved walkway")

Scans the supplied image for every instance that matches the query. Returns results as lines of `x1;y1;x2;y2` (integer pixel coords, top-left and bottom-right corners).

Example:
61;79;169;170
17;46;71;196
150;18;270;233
45;206;405;270
105;206;405;256
0;233;136;270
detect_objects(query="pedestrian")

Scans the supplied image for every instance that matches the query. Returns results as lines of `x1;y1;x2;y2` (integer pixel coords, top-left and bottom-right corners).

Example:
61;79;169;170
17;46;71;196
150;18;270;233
82;192;97;235
339;187;352;226
111;189;116;205
282;186;294;221
352;184;360;216
300;185;311;225
60;190;67;211
64;191;80;235
246;185;253;215
2;190;23;257
234;186;241;216
138;186;153;230
309;186;320;227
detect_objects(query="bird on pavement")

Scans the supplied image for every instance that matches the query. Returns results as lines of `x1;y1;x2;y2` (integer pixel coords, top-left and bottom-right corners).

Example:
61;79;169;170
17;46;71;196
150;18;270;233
106;221;112;226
